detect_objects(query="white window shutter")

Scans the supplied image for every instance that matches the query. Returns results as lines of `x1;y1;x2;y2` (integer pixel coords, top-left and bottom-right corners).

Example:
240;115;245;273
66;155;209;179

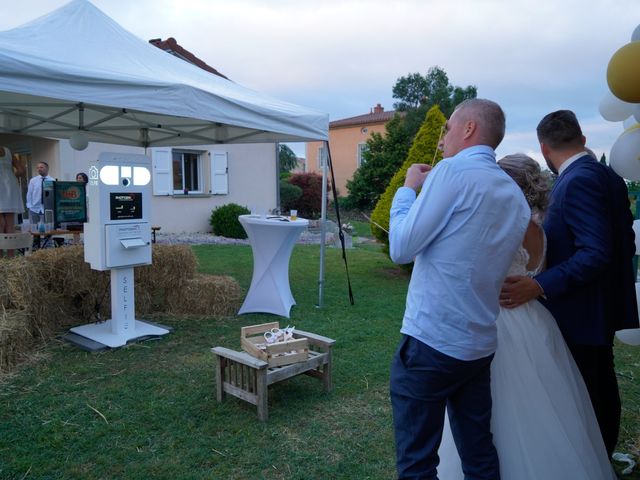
151;148;172;195
210;151;228;194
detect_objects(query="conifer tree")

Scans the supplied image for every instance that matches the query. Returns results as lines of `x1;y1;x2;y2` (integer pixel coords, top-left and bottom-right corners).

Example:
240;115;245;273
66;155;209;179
370;105;446;249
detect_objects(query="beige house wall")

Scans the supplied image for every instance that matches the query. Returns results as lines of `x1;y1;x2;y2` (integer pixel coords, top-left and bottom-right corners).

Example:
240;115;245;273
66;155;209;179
0;134;278;233
305;122;387;196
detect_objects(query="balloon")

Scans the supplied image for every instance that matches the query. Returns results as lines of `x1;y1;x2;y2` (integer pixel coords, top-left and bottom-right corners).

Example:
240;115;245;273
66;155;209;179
633;104;640;124
615;282;640;345
69;131;88;151
607;42;640;103
634;220;640;255
616;328;640;345
609;126;640;180
623;116;638;129
598;91;634;121
632;24;640;42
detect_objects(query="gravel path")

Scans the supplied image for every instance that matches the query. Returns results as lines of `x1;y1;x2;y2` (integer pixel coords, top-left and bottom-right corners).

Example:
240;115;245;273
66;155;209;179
155;230;327;245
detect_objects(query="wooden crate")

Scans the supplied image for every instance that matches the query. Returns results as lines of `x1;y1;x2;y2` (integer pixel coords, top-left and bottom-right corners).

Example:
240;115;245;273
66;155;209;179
240;322;308;367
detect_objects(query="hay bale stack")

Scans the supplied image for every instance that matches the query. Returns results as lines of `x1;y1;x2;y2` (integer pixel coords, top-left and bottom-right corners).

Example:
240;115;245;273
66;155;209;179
0;243;241;374
167;273;242;317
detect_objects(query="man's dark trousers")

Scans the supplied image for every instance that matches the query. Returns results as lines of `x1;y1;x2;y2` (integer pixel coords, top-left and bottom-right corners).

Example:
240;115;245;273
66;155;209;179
391;335;500;480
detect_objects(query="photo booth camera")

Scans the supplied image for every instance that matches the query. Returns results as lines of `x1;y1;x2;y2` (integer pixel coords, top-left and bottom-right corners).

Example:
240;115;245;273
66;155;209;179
68;152;170;349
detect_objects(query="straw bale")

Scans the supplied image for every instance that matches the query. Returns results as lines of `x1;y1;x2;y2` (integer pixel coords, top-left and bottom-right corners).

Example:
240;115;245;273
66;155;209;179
167;274;242;317
136;244;198;312
0;309;32;372
0;256;42;310
26;247;110;329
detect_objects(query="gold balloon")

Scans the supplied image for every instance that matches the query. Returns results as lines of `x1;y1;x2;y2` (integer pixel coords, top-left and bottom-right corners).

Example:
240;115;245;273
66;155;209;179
607;42;640;103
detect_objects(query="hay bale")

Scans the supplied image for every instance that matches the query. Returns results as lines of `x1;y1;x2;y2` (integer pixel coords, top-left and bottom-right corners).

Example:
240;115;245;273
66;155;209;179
136;244;198;313
27;247;110;329
0;256;42;310
0;309;32;372
167;274;242;317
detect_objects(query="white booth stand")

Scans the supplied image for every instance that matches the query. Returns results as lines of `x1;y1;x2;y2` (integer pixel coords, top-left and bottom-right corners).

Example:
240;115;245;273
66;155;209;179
68;153;170;349
238;215;309;318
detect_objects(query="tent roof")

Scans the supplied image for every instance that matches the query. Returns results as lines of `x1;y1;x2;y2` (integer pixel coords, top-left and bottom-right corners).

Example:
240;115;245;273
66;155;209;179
0;0;328;147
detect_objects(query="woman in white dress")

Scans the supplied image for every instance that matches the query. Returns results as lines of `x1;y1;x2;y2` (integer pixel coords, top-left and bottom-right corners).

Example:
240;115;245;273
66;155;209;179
436;154;616;479
0;146;25;240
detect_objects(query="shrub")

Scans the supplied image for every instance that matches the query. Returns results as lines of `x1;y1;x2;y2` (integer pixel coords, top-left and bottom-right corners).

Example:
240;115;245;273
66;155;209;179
280;179;303;212
371;105;446;246
209;203;250;239
335;195;358;212
287;172;326;219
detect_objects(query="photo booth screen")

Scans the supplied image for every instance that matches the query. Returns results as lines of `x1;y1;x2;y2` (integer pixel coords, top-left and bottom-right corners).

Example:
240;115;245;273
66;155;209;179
109;192;142;220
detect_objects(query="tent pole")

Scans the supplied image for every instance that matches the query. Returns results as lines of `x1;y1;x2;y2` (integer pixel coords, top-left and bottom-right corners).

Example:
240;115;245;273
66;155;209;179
317;142;328;308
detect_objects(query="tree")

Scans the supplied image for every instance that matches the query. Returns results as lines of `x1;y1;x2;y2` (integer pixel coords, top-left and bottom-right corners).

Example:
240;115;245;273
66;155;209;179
394;66;477;138
345;114;413;210
345;66;476;210
370;105;446;248
599;153;607;165
278;144;299;173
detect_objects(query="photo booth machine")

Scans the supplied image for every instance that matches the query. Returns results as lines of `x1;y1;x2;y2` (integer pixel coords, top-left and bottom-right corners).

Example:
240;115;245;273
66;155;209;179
69;152;170;348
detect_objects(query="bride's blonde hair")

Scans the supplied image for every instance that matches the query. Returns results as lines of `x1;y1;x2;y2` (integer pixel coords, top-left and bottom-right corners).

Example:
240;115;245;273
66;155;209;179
498;154;550;217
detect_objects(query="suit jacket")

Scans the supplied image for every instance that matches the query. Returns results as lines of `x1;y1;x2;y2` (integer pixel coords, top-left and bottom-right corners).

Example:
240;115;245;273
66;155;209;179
536;154;639;346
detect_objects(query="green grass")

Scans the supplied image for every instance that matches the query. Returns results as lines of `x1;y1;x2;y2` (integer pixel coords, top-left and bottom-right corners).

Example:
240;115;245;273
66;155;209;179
0;242;638;479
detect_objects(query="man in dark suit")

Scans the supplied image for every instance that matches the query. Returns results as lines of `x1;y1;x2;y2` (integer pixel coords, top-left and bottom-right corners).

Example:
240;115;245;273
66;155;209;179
501;110;639;457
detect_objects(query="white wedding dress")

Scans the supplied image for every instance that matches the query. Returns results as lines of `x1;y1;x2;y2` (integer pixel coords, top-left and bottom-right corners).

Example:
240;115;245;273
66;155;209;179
437;238;617;479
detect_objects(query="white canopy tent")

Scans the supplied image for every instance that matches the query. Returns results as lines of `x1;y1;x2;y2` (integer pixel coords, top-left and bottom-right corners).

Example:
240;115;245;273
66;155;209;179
0;0;327;146
0;0;335;307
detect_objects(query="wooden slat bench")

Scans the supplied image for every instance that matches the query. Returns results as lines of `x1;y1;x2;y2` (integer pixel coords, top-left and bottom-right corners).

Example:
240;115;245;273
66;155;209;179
212;329;335;421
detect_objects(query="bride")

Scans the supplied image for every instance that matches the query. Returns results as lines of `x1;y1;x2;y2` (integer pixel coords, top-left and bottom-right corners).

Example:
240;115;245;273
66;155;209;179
436;154;616;479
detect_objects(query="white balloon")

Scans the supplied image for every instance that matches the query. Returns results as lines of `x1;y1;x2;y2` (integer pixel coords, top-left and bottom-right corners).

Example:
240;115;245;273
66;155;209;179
623;116;638;129
633;220;640;255
615;282;640;345
633;104;640;124
632;24;640;42
599;91;634;122
609;127;640;180
617;328;640;345
69;131;88;151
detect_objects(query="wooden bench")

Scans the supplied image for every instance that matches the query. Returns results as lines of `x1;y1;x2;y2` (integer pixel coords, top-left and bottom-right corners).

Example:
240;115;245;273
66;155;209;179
212;329;335;421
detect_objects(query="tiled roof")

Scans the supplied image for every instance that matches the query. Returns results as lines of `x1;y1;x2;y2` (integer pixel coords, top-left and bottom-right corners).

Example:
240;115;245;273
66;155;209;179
149;37;229;80
329;105;400;128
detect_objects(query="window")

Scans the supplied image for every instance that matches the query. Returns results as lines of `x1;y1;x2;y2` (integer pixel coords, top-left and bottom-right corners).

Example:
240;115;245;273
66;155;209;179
152;148;227;196
172;150;202;194
317;146;326;169
357;143;368;168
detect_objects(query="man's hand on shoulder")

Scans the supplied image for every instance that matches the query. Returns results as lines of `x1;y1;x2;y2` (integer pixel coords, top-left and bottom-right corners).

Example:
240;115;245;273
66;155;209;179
404;164;433;192
499;275;544;309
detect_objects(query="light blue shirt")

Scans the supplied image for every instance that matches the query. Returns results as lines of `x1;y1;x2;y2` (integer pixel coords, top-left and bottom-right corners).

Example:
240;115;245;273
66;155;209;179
390;145;530;360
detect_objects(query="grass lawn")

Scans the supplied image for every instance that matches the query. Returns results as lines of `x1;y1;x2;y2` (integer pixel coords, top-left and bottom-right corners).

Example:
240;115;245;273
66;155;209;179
0;241;638;479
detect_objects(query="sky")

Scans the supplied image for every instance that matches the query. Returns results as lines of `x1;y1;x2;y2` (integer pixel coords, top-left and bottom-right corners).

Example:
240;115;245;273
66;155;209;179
2;0;640;165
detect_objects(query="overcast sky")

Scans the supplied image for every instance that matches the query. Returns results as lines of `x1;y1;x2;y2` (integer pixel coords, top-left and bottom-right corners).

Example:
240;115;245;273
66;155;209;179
2;0;640;164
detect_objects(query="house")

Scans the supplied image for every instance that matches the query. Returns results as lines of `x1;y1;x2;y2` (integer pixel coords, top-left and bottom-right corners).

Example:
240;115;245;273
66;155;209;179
305;104;397;196
0;37;280;234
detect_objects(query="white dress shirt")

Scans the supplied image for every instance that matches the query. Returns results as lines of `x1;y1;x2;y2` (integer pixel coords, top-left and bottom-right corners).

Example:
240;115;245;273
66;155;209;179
26;174;54;214
390;145;530;360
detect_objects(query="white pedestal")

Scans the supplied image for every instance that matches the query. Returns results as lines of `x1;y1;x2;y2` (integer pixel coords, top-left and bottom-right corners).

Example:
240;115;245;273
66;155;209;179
70;267;169;348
